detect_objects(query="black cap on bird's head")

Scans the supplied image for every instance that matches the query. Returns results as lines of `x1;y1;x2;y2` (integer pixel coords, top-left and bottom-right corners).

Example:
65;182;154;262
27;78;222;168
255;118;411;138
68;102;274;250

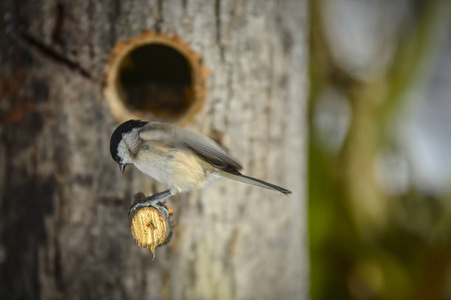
110;120;148;170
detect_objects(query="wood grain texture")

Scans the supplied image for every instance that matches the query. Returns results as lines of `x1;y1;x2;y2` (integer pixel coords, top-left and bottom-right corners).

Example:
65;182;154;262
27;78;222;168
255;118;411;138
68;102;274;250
0;0;308;299
130;206;168;258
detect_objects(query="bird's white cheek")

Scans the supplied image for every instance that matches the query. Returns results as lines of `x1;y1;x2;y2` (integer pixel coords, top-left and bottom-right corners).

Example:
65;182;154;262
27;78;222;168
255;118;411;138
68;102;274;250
121;156;134;165
117;141;133;164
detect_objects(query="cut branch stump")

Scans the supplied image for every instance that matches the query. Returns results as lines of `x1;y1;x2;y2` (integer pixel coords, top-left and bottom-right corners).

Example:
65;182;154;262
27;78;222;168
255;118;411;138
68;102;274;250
128;193;173;258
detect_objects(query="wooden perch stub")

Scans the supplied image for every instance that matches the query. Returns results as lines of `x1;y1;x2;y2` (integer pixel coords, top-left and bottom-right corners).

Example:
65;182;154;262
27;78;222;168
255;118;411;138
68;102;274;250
129;193;173;258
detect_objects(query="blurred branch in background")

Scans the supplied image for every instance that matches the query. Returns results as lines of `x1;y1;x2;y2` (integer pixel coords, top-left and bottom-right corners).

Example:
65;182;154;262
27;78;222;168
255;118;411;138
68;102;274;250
308;0;451;299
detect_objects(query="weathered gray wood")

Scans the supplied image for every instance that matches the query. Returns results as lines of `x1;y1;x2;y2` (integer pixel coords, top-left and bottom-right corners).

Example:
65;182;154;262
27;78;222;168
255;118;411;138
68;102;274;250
0;0;308;299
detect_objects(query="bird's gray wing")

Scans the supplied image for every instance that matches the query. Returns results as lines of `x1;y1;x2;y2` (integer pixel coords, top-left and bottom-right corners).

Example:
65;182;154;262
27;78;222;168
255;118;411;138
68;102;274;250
139;122;243;172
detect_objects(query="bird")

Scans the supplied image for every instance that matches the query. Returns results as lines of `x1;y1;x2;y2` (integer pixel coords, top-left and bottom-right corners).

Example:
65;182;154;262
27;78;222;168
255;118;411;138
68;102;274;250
110;120;291;212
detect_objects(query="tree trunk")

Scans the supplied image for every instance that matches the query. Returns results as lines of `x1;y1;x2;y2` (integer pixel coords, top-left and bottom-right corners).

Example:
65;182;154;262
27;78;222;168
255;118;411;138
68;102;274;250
0;0;308;299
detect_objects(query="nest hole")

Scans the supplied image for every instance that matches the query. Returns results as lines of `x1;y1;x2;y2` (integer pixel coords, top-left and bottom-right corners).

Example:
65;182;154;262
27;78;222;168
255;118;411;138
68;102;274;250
104;33;207;124
118;44;192;119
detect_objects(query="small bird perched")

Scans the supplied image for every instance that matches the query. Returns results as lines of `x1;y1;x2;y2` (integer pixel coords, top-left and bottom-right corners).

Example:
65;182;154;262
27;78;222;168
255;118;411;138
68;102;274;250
110;120;291;211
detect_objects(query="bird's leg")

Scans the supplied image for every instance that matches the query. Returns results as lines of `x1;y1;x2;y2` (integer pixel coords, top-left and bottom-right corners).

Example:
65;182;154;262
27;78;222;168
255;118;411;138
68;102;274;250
145;190;174;205
129;189;174;214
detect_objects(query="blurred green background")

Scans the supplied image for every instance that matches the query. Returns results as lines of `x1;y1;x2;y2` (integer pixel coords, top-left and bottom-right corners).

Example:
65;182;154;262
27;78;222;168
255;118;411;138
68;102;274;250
308;0;451;299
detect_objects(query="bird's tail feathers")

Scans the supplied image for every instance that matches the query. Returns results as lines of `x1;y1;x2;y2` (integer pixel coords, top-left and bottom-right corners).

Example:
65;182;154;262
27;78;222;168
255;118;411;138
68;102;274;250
219;171;291;195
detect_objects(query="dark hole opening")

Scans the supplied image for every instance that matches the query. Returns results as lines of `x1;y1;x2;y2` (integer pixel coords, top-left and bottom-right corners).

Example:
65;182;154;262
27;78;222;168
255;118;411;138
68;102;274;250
117;44;193;120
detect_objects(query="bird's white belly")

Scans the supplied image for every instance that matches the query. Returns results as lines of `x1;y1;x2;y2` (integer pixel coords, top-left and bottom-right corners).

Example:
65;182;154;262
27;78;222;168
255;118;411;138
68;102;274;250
132;149;213;193
134;159;171;184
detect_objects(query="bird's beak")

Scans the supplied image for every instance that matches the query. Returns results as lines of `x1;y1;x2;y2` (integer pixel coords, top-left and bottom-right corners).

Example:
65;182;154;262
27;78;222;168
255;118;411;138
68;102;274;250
119;164;126;173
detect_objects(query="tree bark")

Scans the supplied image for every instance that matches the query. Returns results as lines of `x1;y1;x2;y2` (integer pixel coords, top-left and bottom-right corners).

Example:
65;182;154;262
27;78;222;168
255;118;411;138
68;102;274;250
0;0;308;299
